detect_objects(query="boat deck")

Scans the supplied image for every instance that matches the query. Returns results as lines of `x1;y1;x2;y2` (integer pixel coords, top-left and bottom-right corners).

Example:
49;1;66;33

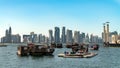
58;52;97;58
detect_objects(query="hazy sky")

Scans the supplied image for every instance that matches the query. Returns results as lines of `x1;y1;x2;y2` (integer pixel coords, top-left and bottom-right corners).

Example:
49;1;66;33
0;0;120;38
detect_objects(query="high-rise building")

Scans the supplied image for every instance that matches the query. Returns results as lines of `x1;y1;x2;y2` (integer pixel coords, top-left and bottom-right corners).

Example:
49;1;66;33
80;32;85;43
1;30;21;43
109;31;118;43
38;34;42;43
2;26;12;43
93;35;98;43
79;34;83;43
66;29;73;44
98;37;103;43
11;34;21;43
103;22;110;43
85;33;89;43
90;34;94;43
23;35;30;43
6;30;8;37
90;34;103;43
29;32;37;43
9;27;12;35
83;34;89;44
45;37;49;44
49;30;53;44
23;33;47;44
61;27;66;43
5;29;9;42
8;26;12;43
41;35;45;44
81;32;85;39
1;37;7;43
74;31;80;43
23;33;43;43
54;27;60;44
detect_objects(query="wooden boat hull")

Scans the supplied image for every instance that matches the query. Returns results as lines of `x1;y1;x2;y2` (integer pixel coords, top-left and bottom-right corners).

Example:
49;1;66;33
90;44;99;50
17;44;55;56
17;46;29;56
56;44;63;48
108;44;120;47
29;52;43;56
58;52;97;58
66;45;72;48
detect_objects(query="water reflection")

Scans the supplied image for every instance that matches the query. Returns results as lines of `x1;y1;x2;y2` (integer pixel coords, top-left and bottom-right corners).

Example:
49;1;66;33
0;45;120;68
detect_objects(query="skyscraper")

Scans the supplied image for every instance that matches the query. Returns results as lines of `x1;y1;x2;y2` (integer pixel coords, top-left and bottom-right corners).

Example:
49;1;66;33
54;27;60;44
85;33;89;43
90;34;93;43
4;26;12;43
74;31;80;43
29;32;37;43
80;32;85;43
61;27;66;43
9;26;12;35
66;29;73;44
11;34;21;43
103;22;110;43
45;37;49;44
23;35;30;43
6;30;8;37
8;26;12;43
106;22;109;43
103;23;106;43
49;30;53;44
5;29;9;42
81;32;85;39
93;35;98;43
1;26;20;43
38;34;42;43
41;35;45;44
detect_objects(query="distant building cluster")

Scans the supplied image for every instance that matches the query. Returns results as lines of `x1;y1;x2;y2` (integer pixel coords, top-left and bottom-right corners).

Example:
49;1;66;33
0;26;103;44
22;26;102;44
1;27;21;43
102;22;120;44
23;32;48;44
48;27;103;45
102;31;120;44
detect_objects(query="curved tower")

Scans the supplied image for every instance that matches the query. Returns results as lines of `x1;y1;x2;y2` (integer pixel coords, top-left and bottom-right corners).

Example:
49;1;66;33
54;27;60;44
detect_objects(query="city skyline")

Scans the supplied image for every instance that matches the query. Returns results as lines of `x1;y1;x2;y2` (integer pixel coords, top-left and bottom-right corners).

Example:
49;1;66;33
1;26;103;43
0;0;120;38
